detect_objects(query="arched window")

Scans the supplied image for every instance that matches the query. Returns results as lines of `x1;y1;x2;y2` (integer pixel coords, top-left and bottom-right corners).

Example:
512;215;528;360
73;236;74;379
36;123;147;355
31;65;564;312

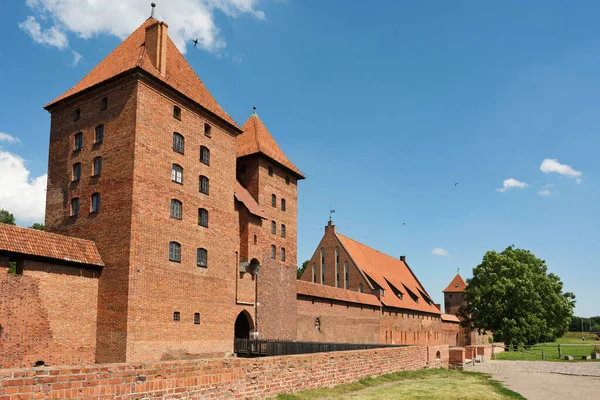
198;208;208;227
93;157;102;176
169;242;181;262
197;248;208;267
268;166;273;176
74;132;83;150
270;245;276;259
281;224;286;238
280;247;286;262
253;235;257;245
95;124;104;143
312;263;317;283
71;198;80;217
173;132;184;153
335;247;340;288
200;146;210;165
72;163;81;181
172;164;183;183
344;261;349;289
170;199;182;219
271;221;276;234
271;194;276;207
320;247;325;284
359;283;364;293
199;175;209;194
91;193;101;213
281;198;286;212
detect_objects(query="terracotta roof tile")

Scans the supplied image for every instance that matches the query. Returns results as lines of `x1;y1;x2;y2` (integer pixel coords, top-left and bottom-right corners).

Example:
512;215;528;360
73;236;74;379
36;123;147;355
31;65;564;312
336;233;441;315
0;224;104;267
443;274;467;293
238;113;304;178
234;181;267;219
45;18;239;130
441;314;460;323
297;280;381;307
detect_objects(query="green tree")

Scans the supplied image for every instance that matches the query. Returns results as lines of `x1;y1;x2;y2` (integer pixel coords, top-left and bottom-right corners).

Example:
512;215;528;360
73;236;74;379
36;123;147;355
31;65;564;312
29;223;44;230
0;209;16;225
297;260;310;279
463;246;575;346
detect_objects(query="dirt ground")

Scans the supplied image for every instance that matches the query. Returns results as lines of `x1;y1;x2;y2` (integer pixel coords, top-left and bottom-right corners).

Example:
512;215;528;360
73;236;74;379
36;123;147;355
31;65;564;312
473;360;600;400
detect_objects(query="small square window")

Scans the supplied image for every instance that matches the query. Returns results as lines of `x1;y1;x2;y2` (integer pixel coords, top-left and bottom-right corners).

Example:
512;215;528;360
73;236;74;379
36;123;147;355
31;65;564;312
73;108;80;121
173;106;181;120
194;313;200;325
173;312;180;322
101;97;108;110
204;123;211;137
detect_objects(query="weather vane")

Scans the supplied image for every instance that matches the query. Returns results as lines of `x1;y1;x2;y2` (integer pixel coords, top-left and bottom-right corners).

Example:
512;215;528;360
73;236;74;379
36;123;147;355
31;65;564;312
329;207;335;222
151;3;156;18
457;268;460;275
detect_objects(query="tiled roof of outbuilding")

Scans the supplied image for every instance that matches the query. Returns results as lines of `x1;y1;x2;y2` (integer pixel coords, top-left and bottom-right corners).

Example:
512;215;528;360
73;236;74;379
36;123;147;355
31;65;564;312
336;233;441;315
297;280;381;307
45;18;239;130
441;314;460;323
238;112;305;178
443;274;467;293
0;224;104;267
234;181;267;219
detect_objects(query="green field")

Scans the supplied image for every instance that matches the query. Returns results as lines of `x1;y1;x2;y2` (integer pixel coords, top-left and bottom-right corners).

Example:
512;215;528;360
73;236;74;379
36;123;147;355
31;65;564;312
275;369;524;400
495;333;600;361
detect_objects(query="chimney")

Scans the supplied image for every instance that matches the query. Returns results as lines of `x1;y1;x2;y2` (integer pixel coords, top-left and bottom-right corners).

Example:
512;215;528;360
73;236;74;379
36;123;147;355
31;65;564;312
145;21;169;76
325;220;336;234
400;255;406;262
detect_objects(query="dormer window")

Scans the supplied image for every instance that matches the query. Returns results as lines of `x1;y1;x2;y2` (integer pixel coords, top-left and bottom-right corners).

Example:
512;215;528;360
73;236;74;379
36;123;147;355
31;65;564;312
173;105;181;120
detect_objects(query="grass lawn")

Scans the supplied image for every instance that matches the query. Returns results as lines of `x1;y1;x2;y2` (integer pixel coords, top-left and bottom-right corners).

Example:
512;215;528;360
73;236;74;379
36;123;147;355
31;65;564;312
495;333;600;361
274;369;524;400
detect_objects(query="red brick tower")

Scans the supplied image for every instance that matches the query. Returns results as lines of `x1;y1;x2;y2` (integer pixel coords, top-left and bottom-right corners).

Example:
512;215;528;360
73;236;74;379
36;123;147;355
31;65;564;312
43;16;249;362
443;273;467;316
236;108;305;339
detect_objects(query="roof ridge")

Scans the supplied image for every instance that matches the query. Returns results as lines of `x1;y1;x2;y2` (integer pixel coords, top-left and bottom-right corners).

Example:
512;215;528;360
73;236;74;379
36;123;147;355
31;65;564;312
336;233;404;264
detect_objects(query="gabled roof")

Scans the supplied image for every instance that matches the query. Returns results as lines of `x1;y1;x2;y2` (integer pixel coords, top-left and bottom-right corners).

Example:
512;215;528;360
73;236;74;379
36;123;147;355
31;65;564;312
45;18;239;130
234;181;267;219
336;233;441;315
0;224;104;267
443;274;467;293
238;112;305;178
297;280;381;307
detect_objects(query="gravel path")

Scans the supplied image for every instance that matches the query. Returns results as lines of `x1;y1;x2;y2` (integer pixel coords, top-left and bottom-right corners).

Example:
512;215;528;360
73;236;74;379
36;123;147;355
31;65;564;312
474;361;600;400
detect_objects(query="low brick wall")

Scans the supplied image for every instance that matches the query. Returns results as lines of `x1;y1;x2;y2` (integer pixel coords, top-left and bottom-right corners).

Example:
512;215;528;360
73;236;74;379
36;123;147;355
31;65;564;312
449;347;465;367
0;345;447;399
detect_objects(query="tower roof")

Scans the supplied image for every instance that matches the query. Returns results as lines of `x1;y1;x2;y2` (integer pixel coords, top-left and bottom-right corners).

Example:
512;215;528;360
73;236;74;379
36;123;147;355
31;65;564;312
237;111;305;178
45;17;239;131
443;274;467;293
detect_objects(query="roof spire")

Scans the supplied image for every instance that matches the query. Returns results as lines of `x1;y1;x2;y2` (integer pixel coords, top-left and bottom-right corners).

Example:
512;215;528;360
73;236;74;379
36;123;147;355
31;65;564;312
150;2;156;18
457;267;460;275
252;106;258;117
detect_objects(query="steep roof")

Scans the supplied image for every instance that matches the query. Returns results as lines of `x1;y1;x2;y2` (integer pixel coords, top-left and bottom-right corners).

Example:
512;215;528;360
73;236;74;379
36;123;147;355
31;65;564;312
443;274;467;293
336;233;441;315
297;280;381;307
45;18;239;130
0;224;104;267
234;181;267;219
238;112;305;178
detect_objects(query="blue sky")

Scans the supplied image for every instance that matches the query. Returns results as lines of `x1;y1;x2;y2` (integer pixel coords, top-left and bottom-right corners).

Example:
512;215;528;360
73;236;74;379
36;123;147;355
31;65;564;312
1;1;598;316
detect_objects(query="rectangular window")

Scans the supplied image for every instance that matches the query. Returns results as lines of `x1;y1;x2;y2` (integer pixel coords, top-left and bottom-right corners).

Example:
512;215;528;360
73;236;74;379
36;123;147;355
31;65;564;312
170;200;182;219
281;224;286;238
271;221;276;234
72;163;81;181
93;157;102;176
270;245;276;259
173;312;180;322
194;313;200;325
173;133;184;154
200;146;210;165
73;108;80;121
199;176;209;194
197;248;208;268
172;164;183;183
271;194;276;207
198;208;208;227
71;198;80;217
95;124;104;143
173;106;181;120
74;132;83;150
91;193;101;212
281;248;286;262
169;242;181;262
204;123;211;137
101;97;108;110
281;198;286;211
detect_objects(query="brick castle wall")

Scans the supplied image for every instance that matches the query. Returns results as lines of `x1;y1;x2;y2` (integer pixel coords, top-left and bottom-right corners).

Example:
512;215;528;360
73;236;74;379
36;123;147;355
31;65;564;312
0;259;99;369
0;345;448;399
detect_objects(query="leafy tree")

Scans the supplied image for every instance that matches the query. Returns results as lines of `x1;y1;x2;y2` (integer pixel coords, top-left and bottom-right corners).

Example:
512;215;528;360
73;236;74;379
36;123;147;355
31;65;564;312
463;246;575;346
29;223;44;230
569;316;600;332
0;209;15;225
297;260;310;279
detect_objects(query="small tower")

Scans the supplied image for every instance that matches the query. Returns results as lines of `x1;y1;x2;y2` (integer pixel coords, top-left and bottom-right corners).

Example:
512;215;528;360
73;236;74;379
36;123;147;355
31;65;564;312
443;273;467;316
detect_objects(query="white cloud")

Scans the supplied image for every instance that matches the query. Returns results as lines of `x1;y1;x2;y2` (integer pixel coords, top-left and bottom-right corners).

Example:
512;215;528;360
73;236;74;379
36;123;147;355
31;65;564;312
19;15;69;49
0;133;21;145
496;178;528;193
0;146;47;223
540;158;582;183
71;50;83;67
432;248;448;256
537;189;552;197
22;0;267;54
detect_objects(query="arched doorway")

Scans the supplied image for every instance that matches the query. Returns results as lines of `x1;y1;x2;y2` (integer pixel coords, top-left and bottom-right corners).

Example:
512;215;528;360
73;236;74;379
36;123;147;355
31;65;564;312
234;310;254;339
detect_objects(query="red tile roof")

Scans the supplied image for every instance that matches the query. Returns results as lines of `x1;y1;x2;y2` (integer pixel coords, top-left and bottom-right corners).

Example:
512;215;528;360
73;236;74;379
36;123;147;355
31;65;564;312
441;314;460;323
336;233;441;315
297;280;381;307
0;224;104;267
443;274;467;293
45;18;239;130
238;112;305;178
234;181;267;219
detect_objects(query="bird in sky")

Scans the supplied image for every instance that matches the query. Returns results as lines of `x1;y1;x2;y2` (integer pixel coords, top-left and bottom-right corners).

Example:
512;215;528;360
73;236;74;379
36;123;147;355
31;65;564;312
454;182;459;186
193;39;199;48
